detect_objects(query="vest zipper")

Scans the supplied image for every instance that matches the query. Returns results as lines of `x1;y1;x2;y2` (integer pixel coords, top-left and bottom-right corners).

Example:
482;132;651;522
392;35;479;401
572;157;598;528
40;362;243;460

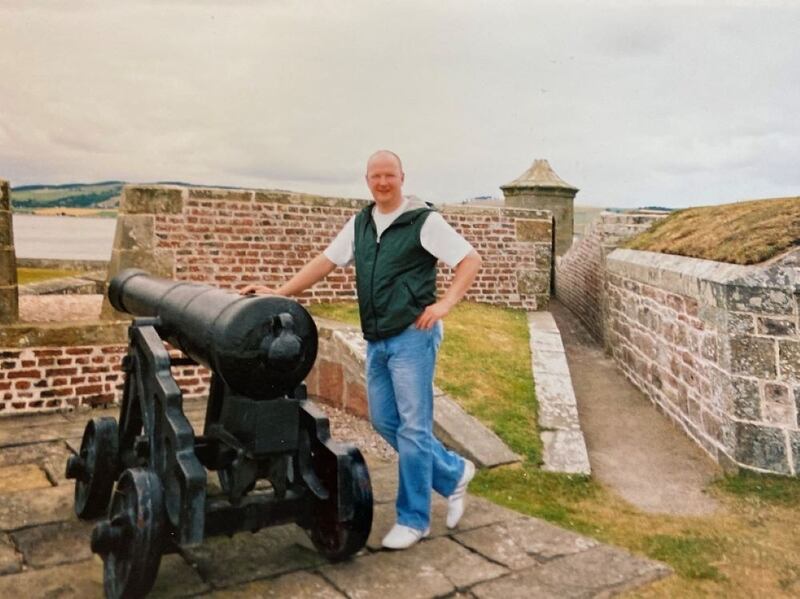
371;240;380;338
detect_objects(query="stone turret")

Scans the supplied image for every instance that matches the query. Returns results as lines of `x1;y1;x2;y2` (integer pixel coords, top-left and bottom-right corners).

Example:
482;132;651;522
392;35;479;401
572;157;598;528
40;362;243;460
0;180;18;324
501;159;578;256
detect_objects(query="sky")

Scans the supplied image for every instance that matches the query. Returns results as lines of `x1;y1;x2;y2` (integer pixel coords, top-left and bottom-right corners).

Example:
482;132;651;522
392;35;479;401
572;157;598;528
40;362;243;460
0;1;798;209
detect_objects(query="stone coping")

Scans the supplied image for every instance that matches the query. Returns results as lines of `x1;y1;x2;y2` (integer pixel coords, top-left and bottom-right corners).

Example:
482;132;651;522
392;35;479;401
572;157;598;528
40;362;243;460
527;312;591;475
16;258;109;272
0;321;127;348
18;272;105;296
121;184;553;220
608;248;799;297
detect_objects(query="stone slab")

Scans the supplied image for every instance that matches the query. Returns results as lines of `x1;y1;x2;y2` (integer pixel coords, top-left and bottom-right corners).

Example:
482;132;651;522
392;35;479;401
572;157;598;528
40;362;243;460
0;557;104;598
434;392;520;468
11;520;94;568
538;399;581;431
210;570;345;598
322;536;507;599
0;440;72;478
151;553;212;597
0;553;207;599
181;524;326;588
0;483;73;530
0;463;52;493
0;420;91;450
472;544;669;599
541;430;592;475
364;462;397;505
530;330;566;351
455;517;598;566
528;311;591;475
0;533;21;575
533;375;578;408
367;493;523;551
532;348;573;375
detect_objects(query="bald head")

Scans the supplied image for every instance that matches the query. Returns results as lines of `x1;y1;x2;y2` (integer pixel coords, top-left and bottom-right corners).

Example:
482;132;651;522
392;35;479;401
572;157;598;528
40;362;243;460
365;149;405;211
367;150;403;174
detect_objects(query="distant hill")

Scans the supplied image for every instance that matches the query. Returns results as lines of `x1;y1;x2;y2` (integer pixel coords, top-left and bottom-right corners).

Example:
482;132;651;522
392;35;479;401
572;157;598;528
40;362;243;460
11;182;124;211
10;180;240;214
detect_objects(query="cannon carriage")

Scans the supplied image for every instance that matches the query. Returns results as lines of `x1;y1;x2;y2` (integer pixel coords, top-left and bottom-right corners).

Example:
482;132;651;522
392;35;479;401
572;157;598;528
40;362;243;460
65;269;373;598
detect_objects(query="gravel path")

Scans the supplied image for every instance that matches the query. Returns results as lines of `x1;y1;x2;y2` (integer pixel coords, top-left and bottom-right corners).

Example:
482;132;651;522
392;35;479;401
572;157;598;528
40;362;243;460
319;403;396;463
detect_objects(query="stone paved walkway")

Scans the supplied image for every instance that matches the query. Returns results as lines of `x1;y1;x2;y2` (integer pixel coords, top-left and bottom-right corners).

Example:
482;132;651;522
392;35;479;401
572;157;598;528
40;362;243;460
0;399;670;598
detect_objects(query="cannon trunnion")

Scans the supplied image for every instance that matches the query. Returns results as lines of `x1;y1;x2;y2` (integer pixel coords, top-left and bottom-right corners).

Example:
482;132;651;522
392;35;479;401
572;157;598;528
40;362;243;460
66;270;373;598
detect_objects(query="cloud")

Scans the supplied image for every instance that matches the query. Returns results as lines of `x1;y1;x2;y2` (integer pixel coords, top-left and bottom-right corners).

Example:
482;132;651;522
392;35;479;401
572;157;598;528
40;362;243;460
0;2;798;208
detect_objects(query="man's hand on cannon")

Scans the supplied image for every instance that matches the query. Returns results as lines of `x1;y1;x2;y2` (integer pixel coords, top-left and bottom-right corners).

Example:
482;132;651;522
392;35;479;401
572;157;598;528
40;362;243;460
239;254;338;298
238;284;277;295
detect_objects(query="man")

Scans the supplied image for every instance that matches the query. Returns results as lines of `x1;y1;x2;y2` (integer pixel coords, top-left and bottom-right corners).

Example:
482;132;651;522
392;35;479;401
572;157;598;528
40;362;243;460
240;150;482;549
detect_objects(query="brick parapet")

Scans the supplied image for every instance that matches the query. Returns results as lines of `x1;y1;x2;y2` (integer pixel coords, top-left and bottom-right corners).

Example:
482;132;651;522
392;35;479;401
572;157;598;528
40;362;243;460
605;247;800;476
104;185;553;313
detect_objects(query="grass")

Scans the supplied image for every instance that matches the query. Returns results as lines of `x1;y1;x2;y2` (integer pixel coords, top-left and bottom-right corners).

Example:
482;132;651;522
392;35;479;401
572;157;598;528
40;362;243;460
624;196;800;265
17;267;82;285
29;207;118;218
715;470;800;506
312;301;800;597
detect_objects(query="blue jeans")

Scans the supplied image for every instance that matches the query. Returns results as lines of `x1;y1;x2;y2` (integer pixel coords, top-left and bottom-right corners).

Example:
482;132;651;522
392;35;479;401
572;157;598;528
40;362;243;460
366;321;466;531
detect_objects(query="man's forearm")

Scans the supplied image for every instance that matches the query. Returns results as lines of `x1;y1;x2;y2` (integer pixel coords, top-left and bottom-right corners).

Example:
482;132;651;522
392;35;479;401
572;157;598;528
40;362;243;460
276;253;337;296
440;251;482;308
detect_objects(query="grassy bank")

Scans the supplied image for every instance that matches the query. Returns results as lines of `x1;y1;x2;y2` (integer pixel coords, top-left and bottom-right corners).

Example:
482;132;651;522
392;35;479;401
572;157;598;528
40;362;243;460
624;196;800;265
311;301;800;597
17;267;82;285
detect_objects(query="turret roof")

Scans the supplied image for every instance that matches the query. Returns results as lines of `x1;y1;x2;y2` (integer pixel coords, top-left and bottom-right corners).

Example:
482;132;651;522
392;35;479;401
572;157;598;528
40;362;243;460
501;159;578;191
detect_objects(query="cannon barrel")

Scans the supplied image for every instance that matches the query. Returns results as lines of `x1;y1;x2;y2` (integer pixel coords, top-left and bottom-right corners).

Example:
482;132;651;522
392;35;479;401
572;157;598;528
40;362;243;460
109;269;318;399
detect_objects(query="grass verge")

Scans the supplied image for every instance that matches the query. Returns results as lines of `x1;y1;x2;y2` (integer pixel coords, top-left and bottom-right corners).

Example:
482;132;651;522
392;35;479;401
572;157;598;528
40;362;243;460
17;267;82;285
311;301;800;597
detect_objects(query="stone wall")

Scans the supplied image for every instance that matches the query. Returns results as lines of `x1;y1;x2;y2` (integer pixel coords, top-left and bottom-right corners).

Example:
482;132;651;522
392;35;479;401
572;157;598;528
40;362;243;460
0;180;17;324
606;248;800;475
103;185;554;317
555;211;668;341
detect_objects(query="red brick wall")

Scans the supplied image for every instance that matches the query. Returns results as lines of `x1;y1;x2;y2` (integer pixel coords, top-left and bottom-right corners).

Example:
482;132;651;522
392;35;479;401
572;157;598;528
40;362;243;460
0;343;210;416
113;186;553;311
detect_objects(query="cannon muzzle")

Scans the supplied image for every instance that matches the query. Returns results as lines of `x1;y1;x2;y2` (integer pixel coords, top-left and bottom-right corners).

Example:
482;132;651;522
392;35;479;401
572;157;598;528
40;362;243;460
109;269;318;399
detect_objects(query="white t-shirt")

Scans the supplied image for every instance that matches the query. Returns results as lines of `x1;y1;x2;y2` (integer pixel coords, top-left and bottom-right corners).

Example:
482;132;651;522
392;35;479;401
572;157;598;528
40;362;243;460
324;198;474;269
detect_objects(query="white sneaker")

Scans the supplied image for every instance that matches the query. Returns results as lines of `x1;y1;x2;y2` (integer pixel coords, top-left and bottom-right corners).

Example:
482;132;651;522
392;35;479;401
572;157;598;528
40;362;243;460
446;459;476;529
381;524;430;550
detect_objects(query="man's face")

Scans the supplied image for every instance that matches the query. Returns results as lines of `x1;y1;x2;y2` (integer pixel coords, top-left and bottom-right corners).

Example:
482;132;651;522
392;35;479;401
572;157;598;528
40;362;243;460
366;153;404;209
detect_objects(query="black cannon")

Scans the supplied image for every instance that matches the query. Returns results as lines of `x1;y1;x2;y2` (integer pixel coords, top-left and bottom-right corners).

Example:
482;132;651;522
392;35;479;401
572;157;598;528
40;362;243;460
65;269;373;598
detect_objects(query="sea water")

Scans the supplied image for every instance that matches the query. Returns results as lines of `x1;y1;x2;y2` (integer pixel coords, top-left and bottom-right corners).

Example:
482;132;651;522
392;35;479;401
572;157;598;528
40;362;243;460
12;214;117;261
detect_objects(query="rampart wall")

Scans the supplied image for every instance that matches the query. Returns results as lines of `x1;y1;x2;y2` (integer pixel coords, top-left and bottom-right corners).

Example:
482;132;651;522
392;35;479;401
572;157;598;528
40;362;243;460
556;211;800;475
1;184;554;417
607;249;800;475
554;211;667;341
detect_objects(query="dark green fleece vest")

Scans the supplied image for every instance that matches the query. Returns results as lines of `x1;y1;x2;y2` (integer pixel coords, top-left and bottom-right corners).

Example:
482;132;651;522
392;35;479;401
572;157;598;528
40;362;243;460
354;203;437;341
